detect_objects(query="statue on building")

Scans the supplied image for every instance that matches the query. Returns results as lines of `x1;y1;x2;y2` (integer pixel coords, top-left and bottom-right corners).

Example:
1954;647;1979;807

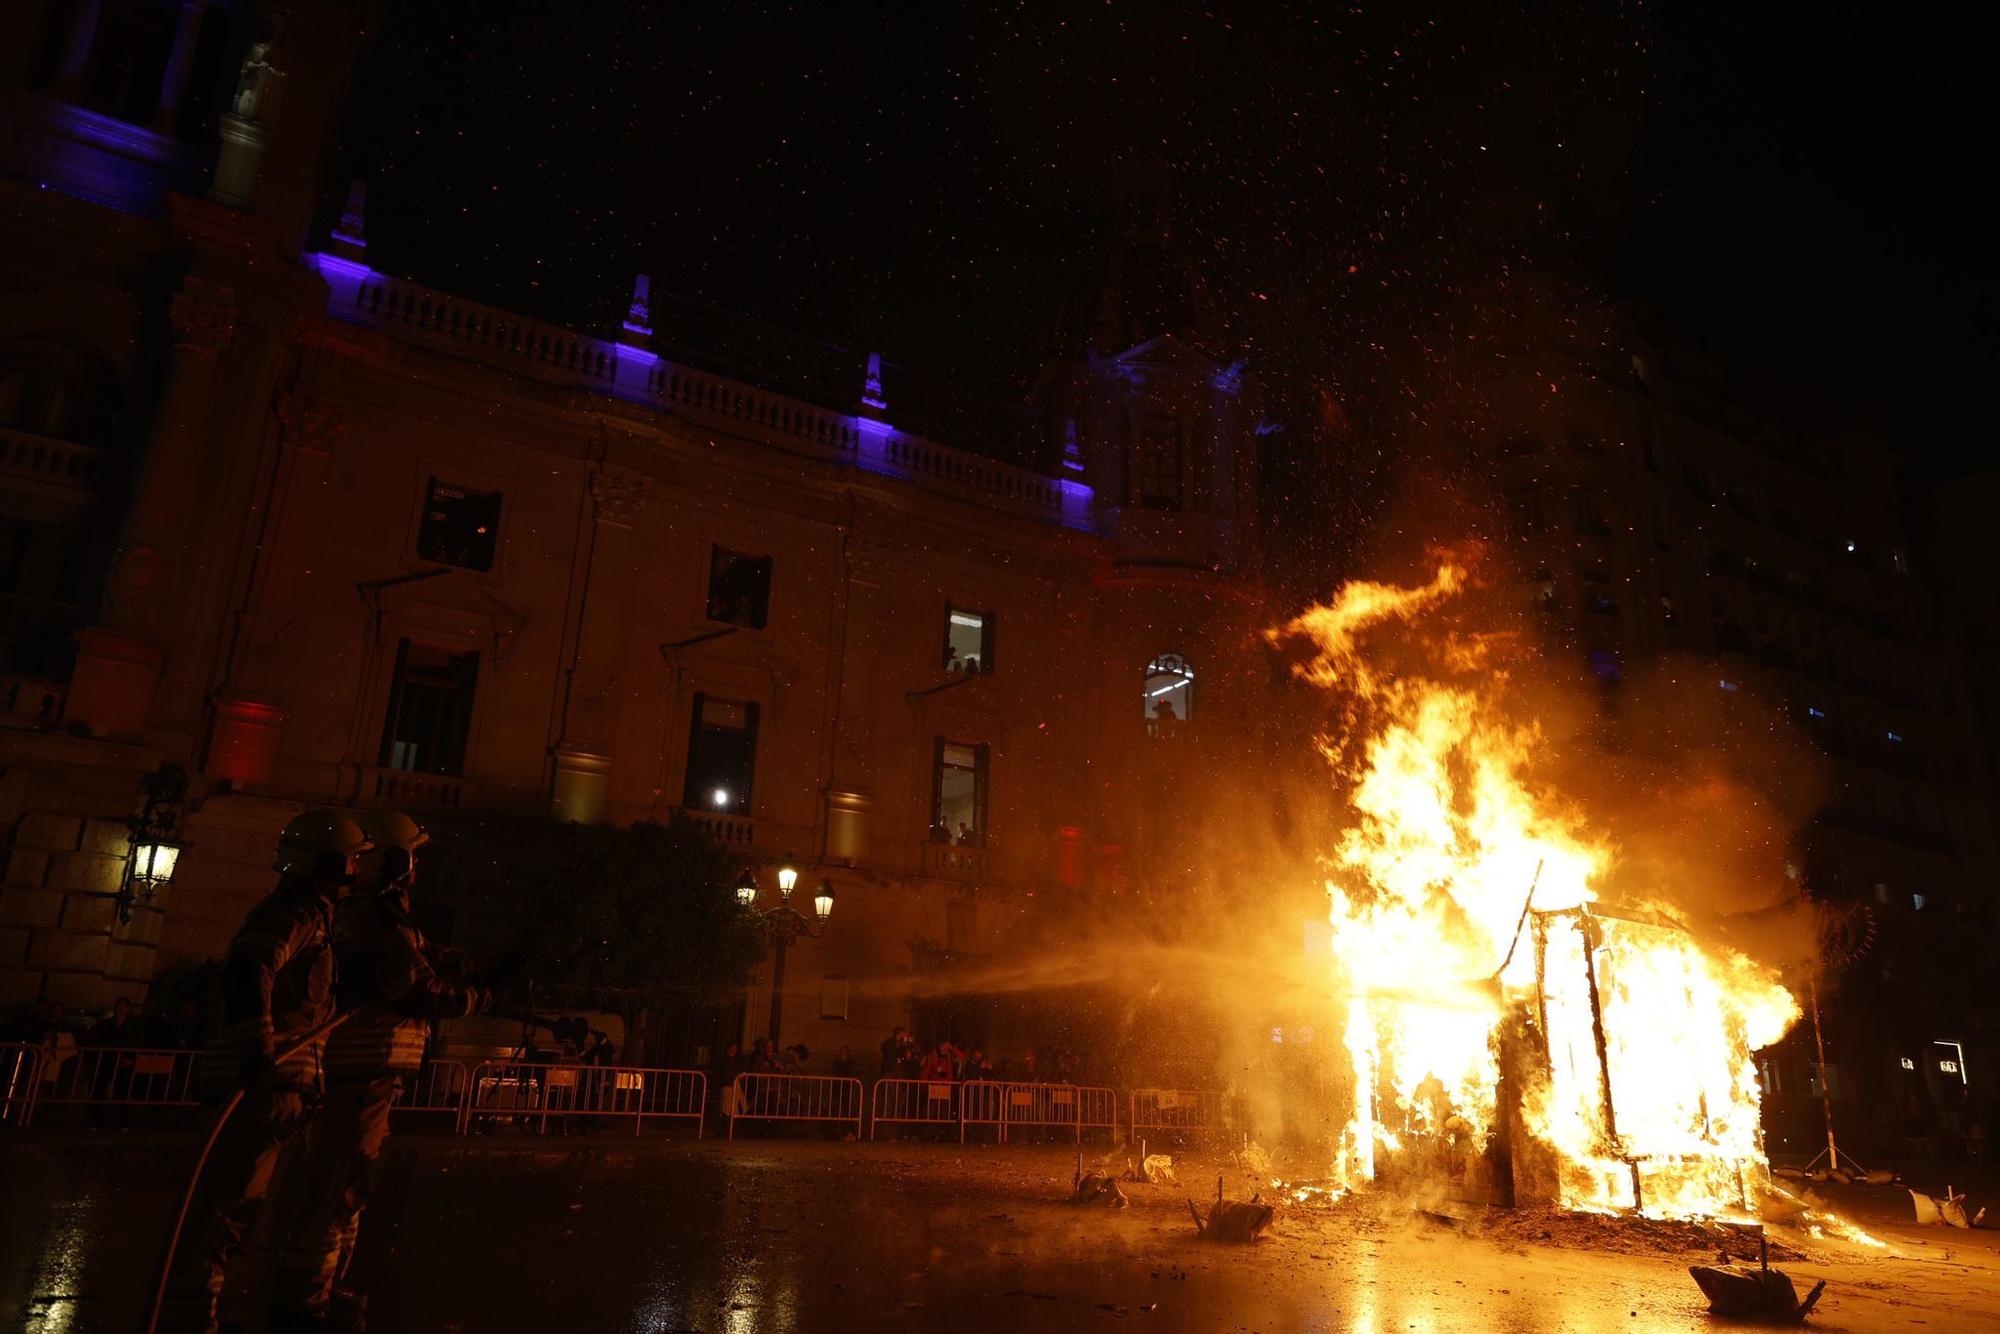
231;41;280;123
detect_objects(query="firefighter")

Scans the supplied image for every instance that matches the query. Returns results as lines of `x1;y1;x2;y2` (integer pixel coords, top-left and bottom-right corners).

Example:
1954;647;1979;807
269;809;493;1331
161;809;373;1334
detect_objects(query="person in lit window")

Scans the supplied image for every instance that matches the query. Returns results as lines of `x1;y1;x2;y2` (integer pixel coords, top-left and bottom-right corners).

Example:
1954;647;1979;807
1154;698;1178;724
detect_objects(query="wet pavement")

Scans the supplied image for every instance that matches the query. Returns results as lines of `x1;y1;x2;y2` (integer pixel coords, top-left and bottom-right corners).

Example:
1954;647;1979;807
4;1131;1996;1332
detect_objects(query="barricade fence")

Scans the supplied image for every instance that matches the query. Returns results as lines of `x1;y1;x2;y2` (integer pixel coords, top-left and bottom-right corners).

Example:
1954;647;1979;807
463;1061;706;1137
392;1059;472;1121
0;1054;1221;1152
25;1046;201;1115
1130;1087;1229;1139
869;1077;962;1138
1;1042;42;1128
728;1073;864;1139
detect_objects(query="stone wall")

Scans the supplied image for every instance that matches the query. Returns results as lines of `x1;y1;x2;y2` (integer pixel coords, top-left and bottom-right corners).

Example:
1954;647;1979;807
0;811;160;1012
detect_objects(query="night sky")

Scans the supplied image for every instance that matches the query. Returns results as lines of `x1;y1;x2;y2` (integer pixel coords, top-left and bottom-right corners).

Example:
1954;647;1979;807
335;3;1993;495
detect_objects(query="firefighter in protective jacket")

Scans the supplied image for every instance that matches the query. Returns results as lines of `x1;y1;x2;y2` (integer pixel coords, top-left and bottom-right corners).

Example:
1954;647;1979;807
270;810;493;1330
162;809;373;1334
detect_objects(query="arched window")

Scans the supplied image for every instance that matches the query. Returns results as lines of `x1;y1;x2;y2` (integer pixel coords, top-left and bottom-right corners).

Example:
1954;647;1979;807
0;366;69;437
1143;654;1193;730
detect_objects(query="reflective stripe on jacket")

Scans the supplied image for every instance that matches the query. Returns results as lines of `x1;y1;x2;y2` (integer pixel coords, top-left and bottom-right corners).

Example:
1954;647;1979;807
325;891;481;1080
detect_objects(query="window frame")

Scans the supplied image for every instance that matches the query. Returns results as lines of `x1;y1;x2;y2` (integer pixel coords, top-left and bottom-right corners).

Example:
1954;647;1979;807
415;475;504;573
1135;413;1185;510
941;603;996;676
1143;653;1195;727
930;737;989;847
377;637;481;777
704;545;774;630
681;692;761;815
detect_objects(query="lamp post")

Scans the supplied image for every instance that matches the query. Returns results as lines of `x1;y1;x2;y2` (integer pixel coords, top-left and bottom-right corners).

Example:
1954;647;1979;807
117;763;190;923
736;852;834;1044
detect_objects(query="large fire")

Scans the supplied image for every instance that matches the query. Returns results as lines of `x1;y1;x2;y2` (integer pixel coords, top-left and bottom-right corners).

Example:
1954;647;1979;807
1274;562;1801;1219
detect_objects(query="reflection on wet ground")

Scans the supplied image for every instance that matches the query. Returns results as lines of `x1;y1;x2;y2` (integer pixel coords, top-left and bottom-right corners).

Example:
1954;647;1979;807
1;1135;1986;1332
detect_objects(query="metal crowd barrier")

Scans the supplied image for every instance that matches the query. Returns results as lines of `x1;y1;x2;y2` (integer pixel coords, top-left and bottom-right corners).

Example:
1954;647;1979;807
1076;1085;1119;1140
391;1059;472;1121
868;1077;962;1138
1;1042;43;1127
1130;1087;1227;1139
954;1080;1120;1144
728;1072;863;1139
464;1060;707;1137
27;1046;201;1115
960;1078;1005;1141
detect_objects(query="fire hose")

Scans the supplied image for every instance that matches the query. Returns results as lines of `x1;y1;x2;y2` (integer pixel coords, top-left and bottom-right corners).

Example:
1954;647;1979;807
141;1005;588;1333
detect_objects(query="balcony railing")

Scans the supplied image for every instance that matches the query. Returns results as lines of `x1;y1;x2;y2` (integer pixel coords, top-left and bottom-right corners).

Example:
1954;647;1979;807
675;809;756;849
0;425;113;498
350;765;473;814
925;841;989;879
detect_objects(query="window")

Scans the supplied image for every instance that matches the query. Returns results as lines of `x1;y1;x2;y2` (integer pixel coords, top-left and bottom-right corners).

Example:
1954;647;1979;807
1144;654;1194;727
682;695;759;814
1136;414;1184;510
931;739;988;846
818;975;850;1021
0;365;68;436
705;546;773;629
1718;678;1739;693
942;606;994;675
1588;650;1621;683
1506;488;1548;539
379;640;479;776
416;478;501;571
1574;489;1609;537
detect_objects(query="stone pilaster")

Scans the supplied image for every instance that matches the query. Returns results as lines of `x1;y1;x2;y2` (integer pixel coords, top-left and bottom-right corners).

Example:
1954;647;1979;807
203;391;346;785
825;541;889;862
66;281;236;739
549;467;651;822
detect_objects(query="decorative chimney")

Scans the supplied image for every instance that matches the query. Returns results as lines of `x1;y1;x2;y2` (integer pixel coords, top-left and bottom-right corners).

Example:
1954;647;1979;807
621;273;653;346
861;351;887;415
330;181;368;261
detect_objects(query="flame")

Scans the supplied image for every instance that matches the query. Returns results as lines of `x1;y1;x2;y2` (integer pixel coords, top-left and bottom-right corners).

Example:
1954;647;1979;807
1274;561;1801;1218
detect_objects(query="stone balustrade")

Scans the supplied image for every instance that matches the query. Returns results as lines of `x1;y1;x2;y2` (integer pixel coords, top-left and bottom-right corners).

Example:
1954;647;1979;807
308;253;1088;531
0;426;112;496
348;765;473;814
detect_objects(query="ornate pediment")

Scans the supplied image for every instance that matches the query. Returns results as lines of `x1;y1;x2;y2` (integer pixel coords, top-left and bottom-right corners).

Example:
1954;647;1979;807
906;672;1011;741
361;566;529;663
1110;333;1223;371
659;625;800;700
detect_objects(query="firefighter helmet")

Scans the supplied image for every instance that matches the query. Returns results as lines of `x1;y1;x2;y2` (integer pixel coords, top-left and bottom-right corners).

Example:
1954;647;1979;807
355;809;429;888
272;809;374;879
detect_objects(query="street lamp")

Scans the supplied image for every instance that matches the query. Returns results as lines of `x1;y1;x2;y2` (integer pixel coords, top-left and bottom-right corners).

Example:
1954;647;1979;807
117;763;191;923
737;855;833;1044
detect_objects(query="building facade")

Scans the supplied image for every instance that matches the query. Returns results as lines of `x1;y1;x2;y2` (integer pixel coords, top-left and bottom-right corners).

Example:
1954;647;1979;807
0;2;1274;1062
1449;278;2000;1150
